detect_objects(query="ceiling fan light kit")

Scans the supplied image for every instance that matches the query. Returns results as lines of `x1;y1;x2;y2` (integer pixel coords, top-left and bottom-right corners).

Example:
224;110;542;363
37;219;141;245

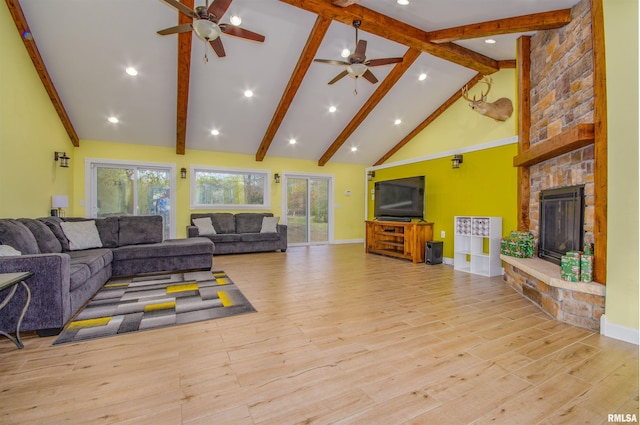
192;19;221;41
314;20;403;88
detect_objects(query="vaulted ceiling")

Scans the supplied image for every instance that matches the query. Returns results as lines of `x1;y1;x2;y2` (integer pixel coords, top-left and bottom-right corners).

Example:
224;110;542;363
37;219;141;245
8;0;578;165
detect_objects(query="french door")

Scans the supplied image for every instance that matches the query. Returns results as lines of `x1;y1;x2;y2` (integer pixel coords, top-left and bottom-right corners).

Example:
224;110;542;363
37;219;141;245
285;175;332;245
87;160;176;239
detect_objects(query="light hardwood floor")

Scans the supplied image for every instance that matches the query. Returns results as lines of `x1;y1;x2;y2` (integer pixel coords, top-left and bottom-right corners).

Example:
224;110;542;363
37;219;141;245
0;244;637;424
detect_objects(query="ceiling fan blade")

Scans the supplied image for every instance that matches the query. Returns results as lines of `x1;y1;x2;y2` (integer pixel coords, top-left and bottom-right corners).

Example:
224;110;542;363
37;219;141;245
160;0;199;19
353;39;367;62
365;57;404;67
208;0;232;20
328;70;349;85
157;23;193;36
314;59;350;66
219;24;265;42
209;37;226;57
362;69;378;84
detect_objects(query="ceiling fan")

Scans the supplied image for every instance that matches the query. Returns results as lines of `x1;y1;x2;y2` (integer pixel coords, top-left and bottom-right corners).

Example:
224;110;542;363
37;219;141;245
157;0;265;58
314;20;403;85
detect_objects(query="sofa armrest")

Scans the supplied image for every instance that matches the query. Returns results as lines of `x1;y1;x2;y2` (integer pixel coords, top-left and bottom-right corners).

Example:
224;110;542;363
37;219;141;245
0;253;72;333
277;224;288;251
187;225;200;238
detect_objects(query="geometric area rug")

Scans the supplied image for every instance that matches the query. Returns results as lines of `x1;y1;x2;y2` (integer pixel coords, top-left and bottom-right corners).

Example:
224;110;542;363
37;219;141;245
53;270;256;345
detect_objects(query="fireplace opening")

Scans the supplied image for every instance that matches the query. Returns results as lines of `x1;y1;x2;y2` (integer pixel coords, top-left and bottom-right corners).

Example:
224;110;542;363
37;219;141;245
538;185;585;265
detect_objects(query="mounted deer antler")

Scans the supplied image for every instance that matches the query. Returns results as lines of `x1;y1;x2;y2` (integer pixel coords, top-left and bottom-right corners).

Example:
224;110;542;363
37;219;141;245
461;76;513;122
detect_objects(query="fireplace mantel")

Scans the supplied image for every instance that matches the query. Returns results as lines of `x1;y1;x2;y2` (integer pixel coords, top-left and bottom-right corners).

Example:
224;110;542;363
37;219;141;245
513;123;595;167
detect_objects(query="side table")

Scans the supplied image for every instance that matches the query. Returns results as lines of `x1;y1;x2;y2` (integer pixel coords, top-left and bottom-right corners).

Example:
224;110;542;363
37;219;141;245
0;272;33;349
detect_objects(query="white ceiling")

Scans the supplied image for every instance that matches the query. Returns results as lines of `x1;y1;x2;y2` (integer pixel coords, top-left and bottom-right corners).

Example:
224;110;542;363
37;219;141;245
17;0;580;165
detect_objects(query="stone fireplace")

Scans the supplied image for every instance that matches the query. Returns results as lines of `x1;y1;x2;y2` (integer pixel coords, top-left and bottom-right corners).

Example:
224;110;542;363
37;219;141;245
501;0;605;332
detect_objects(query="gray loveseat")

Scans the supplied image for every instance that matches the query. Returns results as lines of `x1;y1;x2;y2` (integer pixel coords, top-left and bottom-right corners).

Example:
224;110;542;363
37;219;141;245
0;215;214;336
187;213;287;255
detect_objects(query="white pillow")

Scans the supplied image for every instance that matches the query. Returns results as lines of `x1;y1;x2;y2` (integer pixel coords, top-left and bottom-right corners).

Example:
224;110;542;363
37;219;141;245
193;217;216;235
260;216;279;233
0;245;21;256
60;221;103;251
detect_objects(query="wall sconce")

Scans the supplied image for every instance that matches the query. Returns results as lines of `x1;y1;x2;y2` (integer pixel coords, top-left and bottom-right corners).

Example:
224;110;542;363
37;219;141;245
274;173;281;183
451;154;463;169
367;171;376;181
180;167;187;179
51;195;68;217
54;152;70;168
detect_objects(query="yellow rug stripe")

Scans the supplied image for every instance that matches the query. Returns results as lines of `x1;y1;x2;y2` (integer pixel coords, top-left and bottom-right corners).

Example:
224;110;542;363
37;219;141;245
104;283;130;288
67;317;111;329
218;291;233;307
144;301;176;312
212;271;226;278
215;277;231;285
166;282;198;293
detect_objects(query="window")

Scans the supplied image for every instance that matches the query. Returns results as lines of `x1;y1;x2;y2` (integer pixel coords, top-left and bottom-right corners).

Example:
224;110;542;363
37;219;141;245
191;166;271;209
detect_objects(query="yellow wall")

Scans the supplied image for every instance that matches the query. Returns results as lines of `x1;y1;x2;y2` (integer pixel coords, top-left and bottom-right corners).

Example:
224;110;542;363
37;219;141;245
388;69;517;162
74;140;366;240
603;0;639;332
368;143;518;258
0;2;74;218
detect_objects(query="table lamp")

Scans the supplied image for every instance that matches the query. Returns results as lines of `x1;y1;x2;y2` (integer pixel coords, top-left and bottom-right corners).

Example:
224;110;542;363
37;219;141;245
51;195;68;217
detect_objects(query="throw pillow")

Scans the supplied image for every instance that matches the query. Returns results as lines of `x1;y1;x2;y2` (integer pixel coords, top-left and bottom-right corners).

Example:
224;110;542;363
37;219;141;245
193;217;216;235
260;216;279;233
0;245;21;256
60;220;103;251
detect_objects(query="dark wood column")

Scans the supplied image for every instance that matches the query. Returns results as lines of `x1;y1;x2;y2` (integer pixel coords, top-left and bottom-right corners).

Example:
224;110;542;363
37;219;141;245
516;36;531;232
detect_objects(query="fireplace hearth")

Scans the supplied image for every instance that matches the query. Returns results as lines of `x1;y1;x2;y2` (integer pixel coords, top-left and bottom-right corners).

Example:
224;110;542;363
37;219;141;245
538;185;585;264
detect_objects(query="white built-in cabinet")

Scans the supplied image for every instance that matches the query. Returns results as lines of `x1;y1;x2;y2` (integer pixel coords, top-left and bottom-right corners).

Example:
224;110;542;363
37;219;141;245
454;216;503;277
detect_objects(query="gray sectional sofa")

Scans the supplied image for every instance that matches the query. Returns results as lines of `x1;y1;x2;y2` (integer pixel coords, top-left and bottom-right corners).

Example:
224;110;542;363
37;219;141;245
0;215;214;336
187;212;287;255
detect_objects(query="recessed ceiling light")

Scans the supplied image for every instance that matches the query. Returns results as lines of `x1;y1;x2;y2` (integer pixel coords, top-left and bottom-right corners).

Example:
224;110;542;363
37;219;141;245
229;15;242;26
485;39;496;44
211;129;219;136
418;73;427;81
351;147;357;152
397;0;409;5
394;119;402;125
289;138;297;145
125;67;138;76
108;116;119;124
329;106;337;113
341;48;350;58
244;89;254;98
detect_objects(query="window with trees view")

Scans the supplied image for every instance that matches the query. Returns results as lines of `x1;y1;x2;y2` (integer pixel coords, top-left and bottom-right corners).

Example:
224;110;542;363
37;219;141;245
191;167;270;209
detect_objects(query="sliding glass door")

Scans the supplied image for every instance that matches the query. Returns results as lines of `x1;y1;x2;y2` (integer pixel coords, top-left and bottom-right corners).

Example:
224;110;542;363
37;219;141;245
88;161;176;239
285;175;331;245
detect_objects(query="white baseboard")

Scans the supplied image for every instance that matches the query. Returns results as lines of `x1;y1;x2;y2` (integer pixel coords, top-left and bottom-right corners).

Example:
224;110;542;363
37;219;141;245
600;315;640;345
443;257;454;265
334;239;365;245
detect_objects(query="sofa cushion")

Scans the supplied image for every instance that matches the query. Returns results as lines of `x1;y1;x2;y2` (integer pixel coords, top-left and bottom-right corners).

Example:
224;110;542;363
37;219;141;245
203;233;243;243
213;213;236;234
63;217;120;248
241;232;281;242
69;249;113;276
111;238;214;261
118;215;163;246
260;216;280;233
0;219;40;254
69;263;92;291
18;218;62;253
60;221;103;251
236;213;273;234
39;217;71;251
193;217;216;235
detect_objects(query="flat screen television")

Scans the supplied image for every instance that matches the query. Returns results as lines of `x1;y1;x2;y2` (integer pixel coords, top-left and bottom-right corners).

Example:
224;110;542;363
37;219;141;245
374;176;425;219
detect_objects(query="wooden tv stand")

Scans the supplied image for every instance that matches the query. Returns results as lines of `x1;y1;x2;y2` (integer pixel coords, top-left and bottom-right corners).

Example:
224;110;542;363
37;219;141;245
365;220;434;263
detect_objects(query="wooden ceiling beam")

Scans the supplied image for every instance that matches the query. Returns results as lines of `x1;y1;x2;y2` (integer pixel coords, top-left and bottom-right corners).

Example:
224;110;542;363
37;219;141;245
318;48;421;166
175;0;193;155
256;16;332;161
279;0;500;75
374;73;484;166
425;9;572;43
5;0;79;147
